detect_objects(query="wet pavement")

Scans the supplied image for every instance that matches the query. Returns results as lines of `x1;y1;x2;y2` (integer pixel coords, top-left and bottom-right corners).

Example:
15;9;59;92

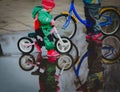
0;52;86;92
0;31;120;92
0;55;39;92
0;0;120;92
0;48;120;92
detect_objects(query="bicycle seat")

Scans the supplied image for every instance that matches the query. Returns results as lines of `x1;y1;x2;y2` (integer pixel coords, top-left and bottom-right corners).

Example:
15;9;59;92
28;32;37;38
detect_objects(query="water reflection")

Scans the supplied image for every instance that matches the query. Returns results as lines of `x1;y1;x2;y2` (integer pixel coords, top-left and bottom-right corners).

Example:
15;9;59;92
17;35;120;92
102;35;120;61
18;43;88;92
19;53;59;92
103;62;120;92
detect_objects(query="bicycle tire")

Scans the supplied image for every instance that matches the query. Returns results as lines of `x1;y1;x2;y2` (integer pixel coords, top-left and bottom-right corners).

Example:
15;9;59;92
54;14;77;39
17;37;34;54
101;35;120;61
57;54;74;71
55;37;72;54
99;9;120;35
69;43;79;64
19;54;35;71
101;58;117;64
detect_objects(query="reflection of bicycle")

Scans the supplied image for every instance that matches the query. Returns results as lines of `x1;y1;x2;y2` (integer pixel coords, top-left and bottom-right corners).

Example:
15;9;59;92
54;0;120;39
19;53;59;92
17;27;72;54
57;35;120;72
101;35;120;63
19;53;74;72
19;54;40;71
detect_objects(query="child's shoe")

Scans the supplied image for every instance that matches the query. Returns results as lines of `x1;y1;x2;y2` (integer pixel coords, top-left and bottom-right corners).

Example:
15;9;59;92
47;49;60;57
92;33;103;40
86;33;94;40
48;56;59;63
35;42;42;53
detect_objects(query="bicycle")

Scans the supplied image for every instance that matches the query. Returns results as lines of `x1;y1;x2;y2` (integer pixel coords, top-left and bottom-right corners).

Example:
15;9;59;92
17;27;72;54
19;53;74;72
57;35;120;71
54;0;120;39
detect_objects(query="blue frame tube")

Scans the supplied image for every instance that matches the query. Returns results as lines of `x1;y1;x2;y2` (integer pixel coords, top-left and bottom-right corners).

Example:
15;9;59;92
73;51;88;77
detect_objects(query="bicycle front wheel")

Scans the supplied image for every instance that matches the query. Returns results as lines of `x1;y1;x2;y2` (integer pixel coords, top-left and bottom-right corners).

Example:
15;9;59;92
55;37;72;54
99;9;120;35
54;14;77;39
57;54;73;71
102;35;120;61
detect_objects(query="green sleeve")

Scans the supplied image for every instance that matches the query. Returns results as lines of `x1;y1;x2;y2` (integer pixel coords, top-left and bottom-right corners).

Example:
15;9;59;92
38;11;52;24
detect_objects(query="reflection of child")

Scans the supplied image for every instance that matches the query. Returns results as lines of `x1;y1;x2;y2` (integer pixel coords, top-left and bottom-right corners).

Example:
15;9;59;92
32;0;59;57
83;0;103;41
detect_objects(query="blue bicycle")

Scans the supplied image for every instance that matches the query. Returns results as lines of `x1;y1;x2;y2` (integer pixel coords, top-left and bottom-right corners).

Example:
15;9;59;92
54;0;120;39
57;35;120;71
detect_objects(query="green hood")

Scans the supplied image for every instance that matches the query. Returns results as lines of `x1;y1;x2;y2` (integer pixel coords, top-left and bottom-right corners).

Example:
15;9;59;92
32;6;43;19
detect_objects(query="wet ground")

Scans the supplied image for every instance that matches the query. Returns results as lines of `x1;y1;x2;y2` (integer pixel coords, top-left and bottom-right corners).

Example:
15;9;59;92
0;30;120;92
0;48;120;92
0;0;120;92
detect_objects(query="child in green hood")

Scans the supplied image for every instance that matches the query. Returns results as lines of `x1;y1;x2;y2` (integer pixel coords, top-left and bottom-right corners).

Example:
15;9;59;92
32;0;59;57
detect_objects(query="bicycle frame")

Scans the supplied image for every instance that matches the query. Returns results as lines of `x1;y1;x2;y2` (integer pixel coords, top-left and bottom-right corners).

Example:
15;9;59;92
51;27;65;45
63;0;112;29
24;27;66;48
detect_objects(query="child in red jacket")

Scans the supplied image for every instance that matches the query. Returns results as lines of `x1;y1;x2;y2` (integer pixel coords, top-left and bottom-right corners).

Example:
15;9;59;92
32;0;59;57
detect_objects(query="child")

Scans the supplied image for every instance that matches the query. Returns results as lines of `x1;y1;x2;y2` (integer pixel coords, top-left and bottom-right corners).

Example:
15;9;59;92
83;0;103;41
32;0;59;57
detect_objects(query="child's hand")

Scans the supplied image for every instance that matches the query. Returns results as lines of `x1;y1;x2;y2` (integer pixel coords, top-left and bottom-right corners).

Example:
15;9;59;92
50;27;57;34
51;19;55;26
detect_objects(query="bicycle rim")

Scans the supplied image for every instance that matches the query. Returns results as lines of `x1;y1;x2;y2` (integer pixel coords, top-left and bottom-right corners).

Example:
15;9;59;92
100;10;120;35
57;54;73;71
19;54;35;71
54;14;77;39
55;37;72;54
102;35;120;60
18;37;34;54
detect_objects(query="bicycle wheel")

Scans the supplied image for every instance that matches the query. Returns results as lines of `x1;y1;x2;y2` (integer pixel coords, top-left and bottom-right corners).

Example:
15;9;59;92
55;37;72;54
68;43;79;64
57;54;73;71
102;35;120;61
17;37;34;54
19;54;35;71
99;9;120;35
54;14;77;39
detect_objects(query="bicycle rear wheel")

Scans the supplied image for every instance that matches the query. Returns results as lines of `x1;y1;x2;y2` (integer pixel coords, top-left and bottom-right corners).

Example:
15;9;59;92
99;9;120;35
17;37;34;54
54;14;77;39
102;35;120;61
68;43;79;64
19;54;35;71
